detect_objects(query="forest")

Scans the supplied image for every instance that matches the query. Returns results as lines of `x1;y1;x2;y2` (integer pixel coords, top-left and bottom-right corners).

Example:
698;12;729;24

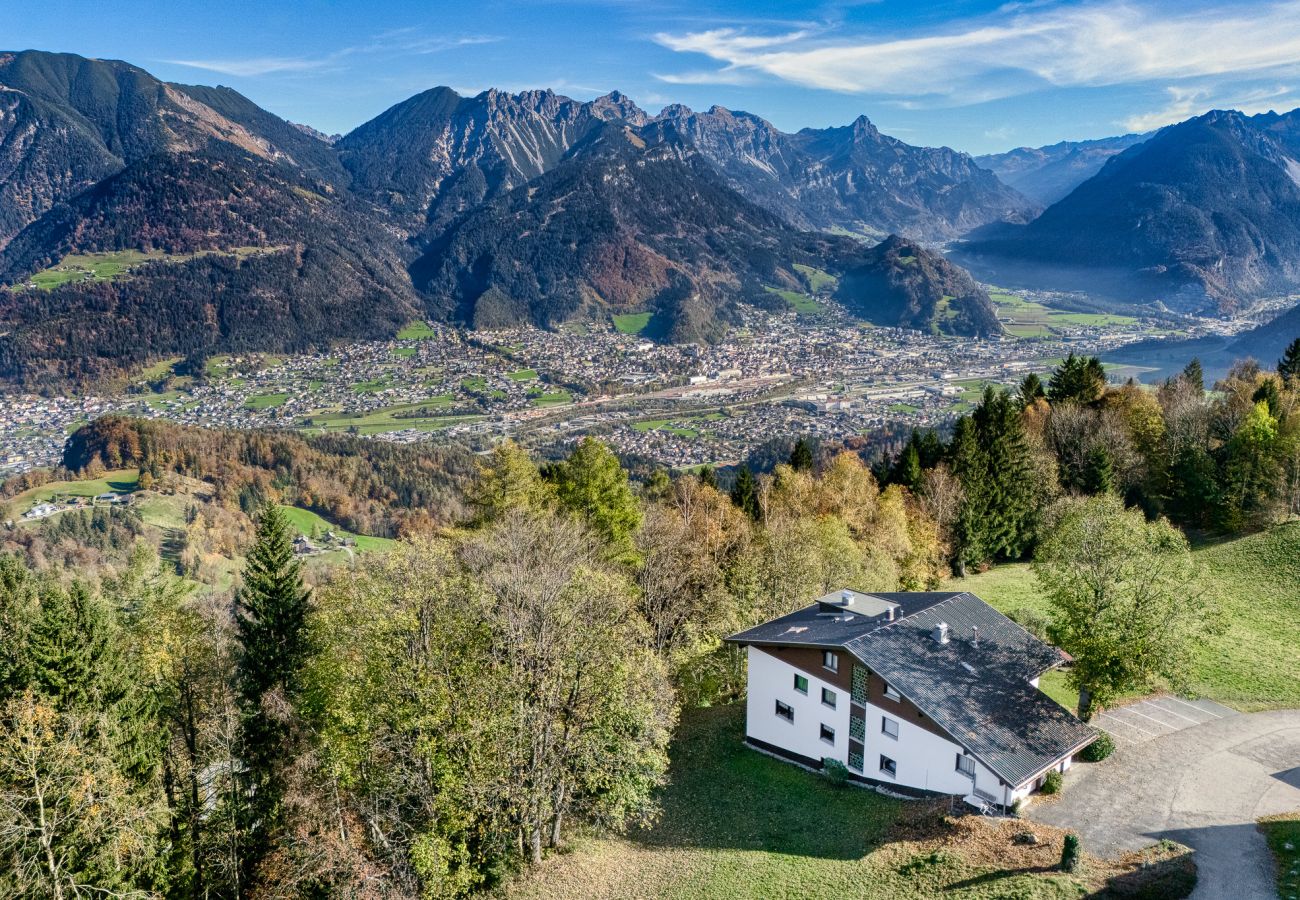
0;345;1297;897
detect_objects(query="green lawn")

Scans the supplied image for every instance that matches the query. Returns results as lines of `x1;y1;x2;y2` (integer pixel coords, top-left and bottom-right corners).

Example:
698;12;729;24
1259;814;1300;900
3;469;141;517
504;705;1162;899
397;321;438;340
244;393;290;410
765;286;826;315
277;505;396;553
529;390;572;407
351;378;393;394
793;263;839;292
14;247;274;292
300;397;470;435
612;312;653;335
949;521;1300;711
888;403;922;414
987;288;1138;339
393;346;418;358
507;369;539;382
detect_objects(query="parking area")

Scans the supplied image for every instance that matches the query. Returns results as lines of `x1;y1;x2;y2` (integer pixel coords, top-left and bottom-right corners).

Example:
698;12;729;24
1095;696;1238;745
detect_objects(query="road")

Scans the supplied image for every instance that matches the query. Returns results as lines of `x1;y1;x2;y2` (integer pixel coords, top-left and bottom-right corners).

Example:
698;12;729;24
1030;708;1300;900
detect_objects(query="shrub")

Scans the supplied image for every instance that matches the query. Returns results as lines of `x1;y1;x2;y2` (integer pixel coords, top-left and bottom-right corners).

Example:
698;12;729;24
1009;606;1050;641
1061;833;1081;872
821;757;850;787
1081;732;1115;762
1041;770;1063;795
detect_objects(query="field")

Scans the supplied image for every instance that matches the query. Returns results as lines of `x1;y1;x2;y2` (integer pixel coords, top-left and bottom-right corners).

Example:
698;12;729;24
503;705;1192;899
13;247;275;292
948;521;1300;711
397;321;438;340
612;312;653;335
2;469;141;517
244;393;290;410
529;389;572;407
988;290;1139;339
765;286;827;315
793;263;839;293
1259;814;1300;900
276;505;396;553
299;397;479;435
507;369;539;381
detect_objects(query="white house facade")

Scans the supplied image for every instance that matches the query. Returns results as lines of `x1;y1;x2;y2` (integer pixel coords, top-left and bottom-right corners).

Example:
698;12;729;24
729;589;1095;809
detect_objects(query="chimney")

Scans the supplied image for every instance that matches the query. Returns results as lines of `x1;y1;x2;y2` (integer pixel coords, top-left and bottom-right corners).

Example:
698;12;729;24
932;622;950;645
971;625;980;648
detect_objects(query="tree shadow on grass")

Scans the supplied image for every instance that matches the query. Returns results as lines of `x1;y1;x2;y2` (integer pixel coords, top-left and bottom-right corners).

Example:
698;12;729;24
628;704;907;861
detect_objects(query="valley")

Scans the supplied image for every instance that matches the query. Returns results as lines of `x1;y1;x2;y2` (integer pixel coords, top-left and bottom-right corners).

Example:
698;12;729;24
0;284;1236;477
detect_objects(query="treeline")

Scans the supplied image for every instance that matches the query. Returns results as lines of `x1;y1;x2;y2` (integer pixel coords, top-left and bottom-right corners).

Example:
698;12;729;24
877;348;1300;574
63;416;479;536
0;433;948;898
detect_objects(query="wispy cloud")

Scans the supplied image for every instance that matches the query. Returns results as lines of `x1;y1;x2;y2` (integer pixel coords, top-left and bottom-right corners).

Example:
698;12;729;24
164;56;327;77
653;1;1300;106
1123;83;1300;132
165;30;500;78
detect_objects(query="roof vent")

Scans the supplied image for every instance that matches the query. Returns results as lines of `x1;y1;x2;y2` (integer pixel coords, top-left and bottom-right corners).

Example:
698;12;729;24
932;622;950;645
971;625;980;648
840;589;854;607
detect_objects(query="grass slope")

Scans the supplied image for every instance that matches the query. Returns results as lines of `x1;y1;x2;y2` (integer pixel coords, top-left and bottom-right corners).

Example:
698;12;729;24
276;505;395;552
1259;814;1300;900
948;521;1300;711
504;705;1183;899
2;469;140;517
612;312;653;335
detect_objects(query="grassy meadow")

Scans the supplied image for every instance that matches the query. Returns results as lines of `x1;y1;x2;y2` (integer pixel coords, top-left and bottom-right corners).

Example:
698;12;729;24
949;521;1300;711
503;705;1192;899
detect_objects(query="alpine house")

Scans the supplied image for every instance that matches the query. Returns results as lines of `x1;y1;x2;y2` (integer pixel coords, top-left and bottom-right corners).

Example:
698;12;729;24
726;589;1097;809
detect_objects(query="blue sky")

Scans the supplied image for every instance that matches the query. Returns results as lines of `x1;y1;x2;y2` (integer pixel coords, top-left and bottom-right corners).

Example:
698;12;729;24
4;0;1300;154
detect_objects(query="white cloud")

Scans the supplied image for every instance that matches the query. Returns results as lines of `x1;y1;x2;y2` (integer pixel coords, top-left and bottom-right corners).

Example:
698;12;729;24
165;57;326;77
1123;83;1300;132
653;1;1300;105
165;31;500;79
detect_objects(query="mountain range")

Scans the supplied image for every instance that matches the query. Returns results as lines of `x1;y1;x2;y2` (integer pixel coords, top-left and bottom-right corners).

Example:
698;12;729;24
962;110;1300;313
1;49;1300;387
0;50;1027;385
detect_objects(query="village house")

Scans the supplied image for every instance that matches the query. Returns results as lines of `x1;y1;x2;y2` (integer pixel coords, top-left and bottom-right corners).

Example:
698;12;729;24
726;589;1096;810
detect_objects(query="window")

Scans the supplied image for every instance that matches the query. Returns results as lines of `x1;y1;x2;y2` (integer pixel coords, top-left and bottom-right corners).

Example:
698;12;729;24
882;681;901;702
820;724;835;744
821;687;837;709
775;700;794;722
879;755;897;777
822;650;839;673
881;716;899;739
956;754;976;777
793;673;809;694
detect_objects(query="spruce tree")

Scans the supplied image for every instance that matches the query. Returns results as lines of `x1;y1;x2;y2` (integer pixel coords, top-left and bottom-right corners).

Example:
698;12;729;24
1279;338;1300;381
789;436;814;472
1048;353;1106;405
893;441;922;491
697;465;718;490
1081;445;1114;495
234;503;311;875
730;465;760;521
1019;372;1046;406
1182;358;1206;393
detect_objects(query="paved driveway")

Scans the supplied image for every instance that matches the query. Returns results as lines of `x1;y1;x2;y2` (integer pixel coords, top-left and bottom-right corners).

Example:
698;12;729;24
1030;709;1300;900
1096;696;1239;745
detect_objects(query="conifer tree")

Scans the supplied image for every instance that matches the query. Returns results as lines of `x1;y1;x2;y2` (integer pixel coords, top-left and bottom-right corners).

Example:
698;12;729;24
789;436;814;472
1182;358;1206;393
697;465;718;490
1279;338;1300;381
234;503;311;878
730;465;760;521
893;441;922;491
1081;445;1114;495
1048;353;1106;405
1019;372;1046;406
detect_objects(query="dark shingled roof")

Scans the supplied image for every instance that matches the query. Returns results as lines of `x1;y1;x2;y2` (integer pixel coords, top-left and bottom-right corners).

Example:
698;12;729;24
727;590;1096;788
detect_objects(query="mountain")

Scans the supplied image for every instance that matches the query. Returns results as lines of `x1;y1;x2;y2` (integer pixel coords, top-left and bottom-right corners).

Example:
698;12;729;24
975;133;1150;206
0;51;415;386
836;235;1001;336
0;50;345;247
410;124;862;342
962;110;1300;312
337;90;1034;244
1229;303;1300;368
337;86;648;238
